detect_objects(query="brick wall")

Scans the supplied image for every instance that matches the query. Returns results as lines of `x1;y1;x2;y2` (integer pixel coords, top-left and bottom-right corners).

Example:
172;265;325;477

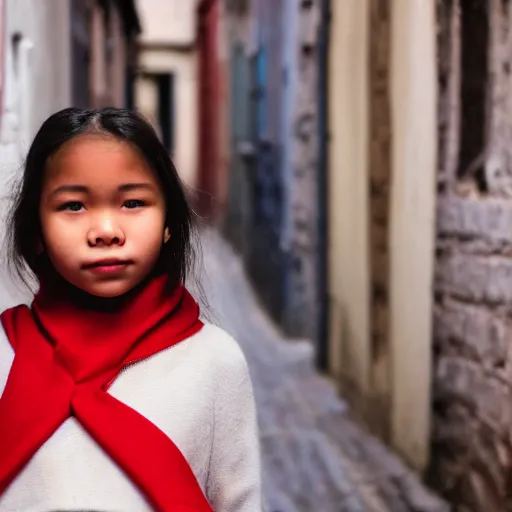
430;0;512;509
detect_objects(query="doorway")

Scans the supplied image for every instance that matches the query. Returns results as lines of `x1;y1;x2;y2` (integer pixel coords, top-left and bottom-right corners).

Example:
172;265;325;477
136;72;175;154
156;73;175;155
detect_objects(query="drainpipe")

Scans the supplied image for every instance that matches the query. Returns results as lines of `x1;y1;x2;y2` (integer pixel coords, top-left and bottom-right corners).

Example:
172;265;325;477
315;0;330;370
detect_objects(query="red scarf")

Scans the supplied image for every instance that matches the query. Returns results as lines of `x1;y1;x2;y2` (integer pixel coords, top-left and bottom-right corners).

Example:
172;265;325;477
0;275;214;512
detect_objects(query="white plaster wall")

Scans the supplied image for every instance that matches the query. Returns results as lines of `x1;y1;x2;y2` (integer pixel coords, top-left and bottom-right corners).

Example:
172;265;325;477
137;0;198;46
327;0;371;396
0;0;71;310
389;0;437;471
135;74;160;135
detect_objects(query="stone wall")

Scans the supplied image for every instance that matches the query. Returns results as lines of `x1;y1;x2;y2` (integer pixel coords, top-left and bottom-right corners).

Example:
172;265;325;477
284;0;321;341
430;0;512;509
223;0;322;343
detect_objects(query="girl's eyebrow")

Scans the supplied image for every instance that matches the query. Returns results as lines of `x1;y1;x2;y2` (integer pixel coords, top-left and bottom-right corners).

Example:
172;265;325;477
118;183;156;192
49;185;88;199
49;182;155;199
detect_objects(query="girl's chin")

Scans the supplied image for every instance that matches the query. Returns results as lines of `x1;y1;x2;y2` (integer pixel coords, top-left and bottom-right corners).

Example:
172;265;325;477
65;276;138;299
81;282;135;298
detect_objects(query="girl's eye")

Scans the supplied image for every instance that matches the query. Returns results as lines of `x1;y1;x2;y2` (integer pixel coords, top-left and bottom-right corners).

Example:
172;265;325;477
59;201;84;212
124;199;145;209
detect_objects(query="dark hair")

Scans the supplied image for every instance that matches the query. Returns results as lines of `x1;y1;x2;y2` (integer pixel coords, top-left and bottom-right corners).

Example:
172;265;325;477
6;107;202;296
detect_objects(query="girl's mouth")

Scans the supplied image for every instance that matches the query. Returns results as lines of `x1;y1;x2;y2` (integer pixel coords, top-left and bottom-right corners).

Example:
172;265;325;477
82;259;132;274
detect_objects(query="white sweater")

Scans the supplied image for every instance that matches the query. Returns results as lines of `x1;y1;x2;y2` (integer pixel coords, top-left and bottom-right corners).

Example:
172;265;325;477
0;322;263;512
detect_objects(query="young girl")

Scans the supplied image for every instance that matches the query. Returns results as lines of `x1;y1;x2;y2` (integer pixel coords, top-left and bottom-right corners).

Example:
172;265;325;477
0;108;262;511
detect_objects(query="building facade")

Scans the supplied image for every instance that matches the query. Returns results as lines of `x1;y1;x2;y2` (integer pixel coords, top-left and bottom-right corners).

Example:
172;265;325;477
224;0;512;510
222;0;323;343
325;0;437;475
71;0;140;109
431;0;512;509
326;1;512;510
135;0;199;189
196;0;224;221
0;0;71;167
88;0;140;109
0;0;72;310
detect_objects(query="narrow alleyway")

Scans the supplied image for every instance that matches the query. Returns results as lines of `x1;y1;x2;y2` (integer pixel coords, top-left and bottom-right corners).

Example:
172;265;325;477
200;230;449;512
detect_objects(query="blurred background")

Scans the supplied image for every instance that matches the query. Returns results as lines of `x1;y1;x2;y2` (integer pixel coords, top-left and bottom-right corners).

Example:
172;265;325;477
0;1;506;511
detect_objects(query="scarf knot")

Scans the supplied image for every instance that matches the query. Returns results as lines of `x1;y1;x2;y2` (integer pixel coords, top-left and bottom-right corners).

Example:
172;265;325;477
0;275;214;512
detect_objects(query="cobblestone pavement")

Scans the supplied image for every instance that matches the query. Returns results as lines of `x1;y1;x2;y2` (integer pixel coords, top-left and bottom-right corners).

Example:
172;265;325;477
200;230;450;512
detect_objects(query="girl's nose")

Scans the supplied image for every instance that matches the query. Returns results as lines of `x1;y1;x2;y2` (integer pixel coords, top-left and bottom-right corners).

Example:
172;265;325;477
87;214;125;247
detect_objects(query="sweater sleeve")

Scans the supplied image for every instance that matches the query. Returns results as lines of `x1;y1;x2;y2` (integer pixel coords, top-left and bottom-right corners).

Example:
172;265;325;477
206;338;263;512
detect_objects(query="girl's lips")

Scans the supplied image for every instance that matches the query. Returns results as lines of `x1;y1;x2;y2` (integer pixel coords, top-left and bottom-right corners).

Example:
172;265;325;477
87;263;129;274
82;260;132;274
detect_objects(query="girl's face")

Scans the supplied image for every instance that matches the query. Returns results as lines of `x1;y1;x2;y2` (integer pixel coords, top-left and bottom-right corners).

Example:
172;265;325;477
39;134;167;298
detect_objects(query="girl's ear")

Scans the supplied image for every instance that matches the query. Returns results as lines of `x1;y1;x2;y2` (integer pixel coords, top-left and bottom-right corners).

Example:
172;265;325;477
36;239;44;255
163;227;171;244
